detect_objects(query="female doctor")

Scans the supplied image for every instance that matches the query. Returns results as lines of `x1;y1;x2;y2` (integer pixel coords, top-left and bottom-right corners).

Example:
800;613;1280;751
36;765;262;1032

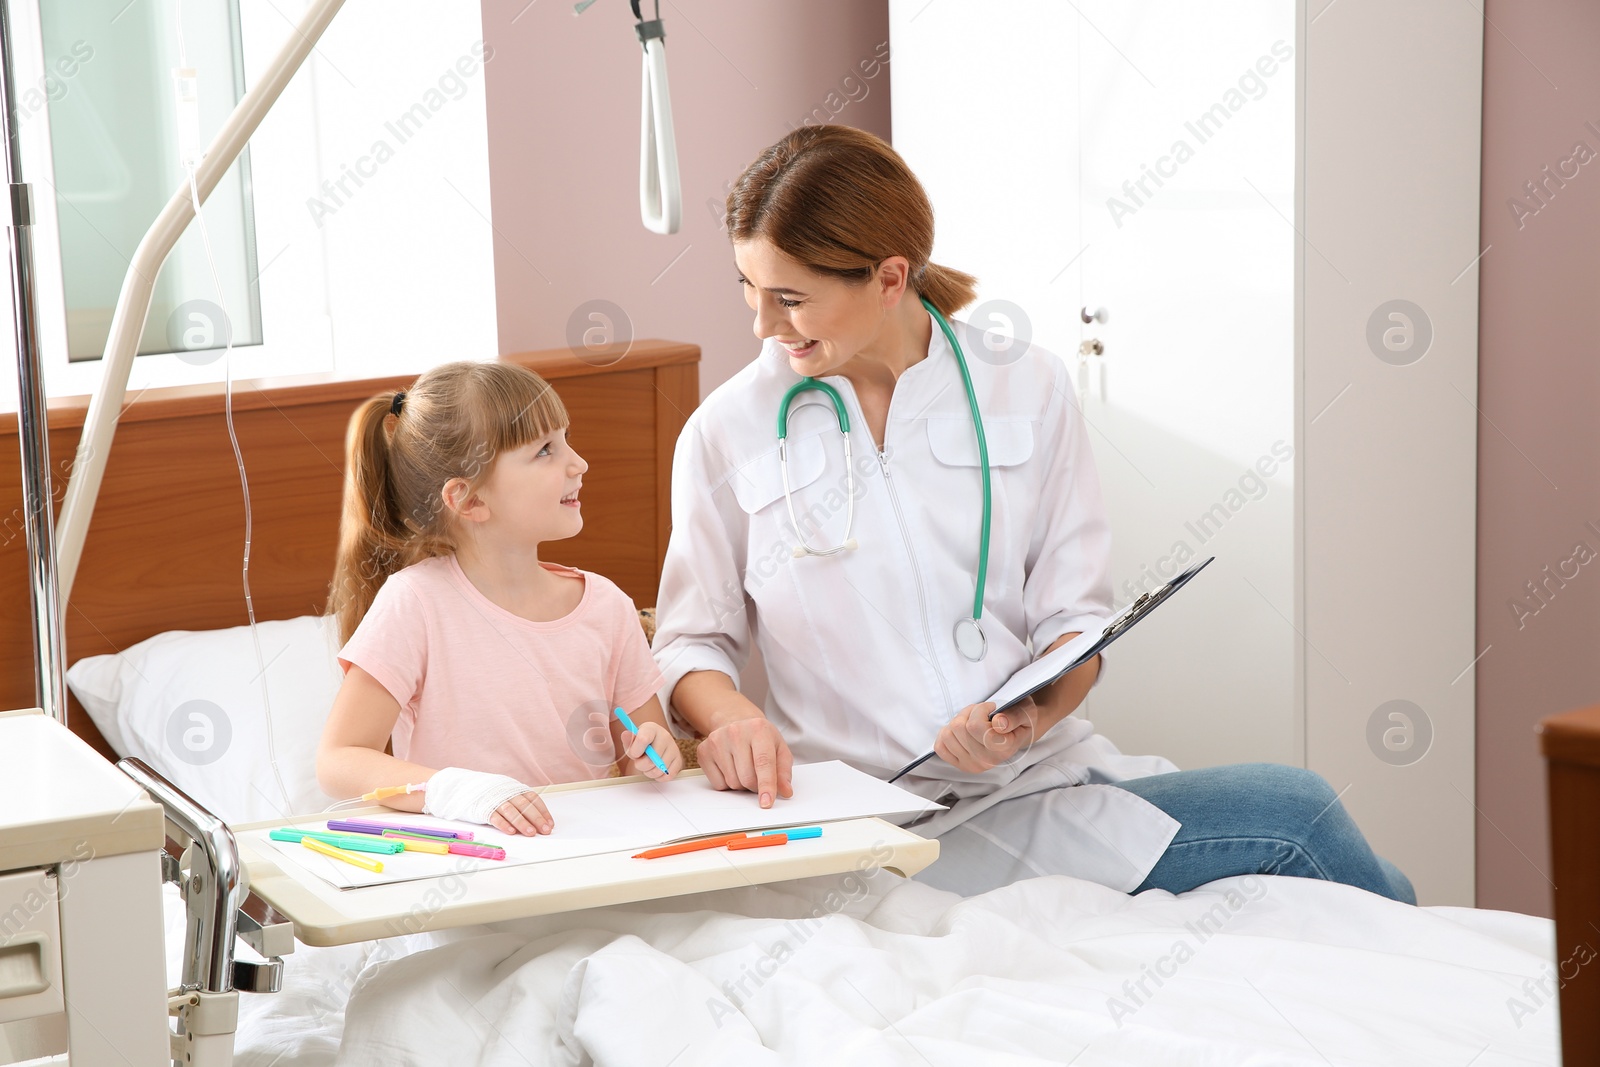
653;125;1413;903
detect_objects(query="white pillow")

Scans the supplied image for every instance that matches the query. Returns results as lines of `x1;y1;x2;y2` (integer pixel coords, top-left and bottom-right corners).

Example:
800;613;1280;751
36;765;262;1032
66;614;345;823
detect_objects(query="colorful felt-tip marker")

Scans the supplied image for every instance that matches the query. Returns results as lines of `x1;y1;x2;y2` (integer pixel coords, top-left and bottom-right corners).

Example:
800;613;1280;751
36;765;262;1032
728;834;789;851
301;836;385;873
611;706;670;776
448;841;507;860
381;829;457;843
375;830;504;860
270;828;404;854
327;818;474;841
633;833;749;860
391;836;450;855
763;826;823;841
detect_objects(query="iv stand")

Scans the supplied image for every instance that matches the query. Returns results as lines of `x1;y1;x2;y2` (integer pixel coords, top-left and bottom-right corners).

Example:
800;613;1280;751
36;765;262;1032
0;0;65;724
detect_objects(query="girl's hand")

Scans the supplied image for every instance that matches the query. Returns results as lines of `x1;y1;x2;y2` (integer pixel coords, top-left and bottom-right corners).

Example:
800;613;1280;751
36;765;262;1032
489;789;554;836
934;697;1041;774
622;721;684;780
697;717;794;808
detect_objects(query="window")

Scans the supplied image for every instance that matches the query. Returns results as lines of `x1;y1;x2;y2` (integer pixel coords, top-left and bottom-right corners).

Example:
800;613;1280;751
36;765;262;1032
2;0;497;407
40;0;263;362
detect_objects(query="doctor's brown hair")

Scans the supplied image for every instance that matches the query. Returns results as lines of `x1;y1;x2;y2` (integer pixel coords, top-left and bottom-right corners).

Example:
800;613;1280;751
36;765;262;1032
328;361;568;644
725;125;978;316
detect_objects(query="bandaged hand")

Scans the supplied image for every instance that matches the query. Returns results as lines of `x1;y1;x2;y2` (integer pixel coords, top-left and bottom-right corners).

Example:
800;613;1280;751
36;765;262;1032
934;697;1041;774
621;720;683;780
422;766;553;835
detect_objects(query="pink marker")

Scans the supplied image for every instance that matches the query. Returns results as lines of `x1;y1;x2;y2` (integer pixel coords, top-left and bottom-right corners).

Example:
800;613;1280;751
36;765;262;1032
448;841;506;861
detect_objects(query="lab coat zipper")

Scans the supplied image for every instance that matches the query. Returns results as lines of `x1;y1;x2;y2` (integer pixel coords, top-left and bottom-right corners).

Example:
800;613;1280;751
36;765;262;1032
876;445;957;720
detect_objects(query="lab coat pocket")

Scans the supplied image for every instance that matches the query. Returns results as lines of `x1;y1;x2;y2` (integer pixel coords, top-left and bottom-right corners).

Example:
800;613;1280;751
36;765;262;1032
727;430;828;515
926;417;1036;604
925;416;1035;469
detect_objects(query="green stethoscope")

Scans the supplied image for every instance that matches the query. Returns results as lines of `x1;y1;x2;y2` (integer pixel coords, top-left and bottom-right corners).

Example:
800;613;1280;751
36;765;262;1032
777;297;993;662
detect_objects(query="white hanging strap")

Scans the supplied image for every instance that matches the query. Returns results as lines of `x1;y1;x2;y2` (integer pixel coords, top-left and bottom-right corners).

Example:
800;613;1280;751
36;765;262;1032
636;18;680;234
573;0;681;235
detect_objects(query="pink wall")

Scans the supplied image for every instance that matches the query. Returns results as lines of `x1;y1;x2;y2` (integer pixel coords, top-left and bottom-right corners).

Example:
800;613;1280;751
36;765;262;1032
480;0;891;398
1476;2;1600;915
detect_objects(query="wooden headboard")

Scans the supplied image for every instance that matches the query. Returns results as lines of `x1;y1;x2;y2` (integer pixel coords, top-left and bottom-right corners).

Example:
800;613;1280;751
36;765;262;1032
0;341;699;761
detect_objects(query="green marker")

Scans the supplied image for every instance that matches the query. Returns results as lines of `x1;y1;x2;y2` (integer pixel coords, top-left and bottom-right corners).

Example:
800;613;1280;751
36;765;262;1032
270;828;405;854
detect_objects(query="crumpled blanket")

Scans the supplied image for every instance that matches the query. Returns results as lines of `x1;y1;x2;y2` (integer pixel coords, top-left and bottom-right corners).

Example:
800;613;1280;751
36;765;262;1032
256;867;1560;1067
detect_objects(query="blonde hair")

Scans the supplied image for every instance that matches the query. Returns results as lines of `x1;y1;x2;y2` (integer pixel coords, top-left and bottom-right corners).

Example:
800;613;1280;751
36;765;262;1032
328;361;568;643
725;125;978;316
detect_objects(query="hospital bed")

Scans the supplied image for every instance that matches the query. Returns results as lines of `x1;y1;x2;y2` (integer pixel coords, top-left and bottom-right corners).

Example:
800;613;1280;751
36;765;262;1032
0;345;1572;1065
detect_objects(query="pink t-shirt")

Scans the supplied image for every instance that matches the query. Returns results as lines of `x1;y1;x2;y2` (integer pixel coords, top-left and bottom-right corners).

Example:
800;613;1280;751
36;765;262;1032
337;555;664;786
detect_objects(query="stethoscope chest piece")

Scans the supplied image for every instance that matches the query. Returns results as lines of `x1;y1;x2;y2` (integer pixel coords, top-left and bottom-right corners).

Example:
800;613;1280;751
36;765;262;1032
954;616;987;662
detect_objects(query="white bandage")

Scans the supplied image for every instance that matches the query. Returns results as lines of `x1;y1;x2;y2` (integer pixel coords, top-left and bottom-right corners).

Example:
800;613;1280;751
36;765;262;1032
422;767;537;825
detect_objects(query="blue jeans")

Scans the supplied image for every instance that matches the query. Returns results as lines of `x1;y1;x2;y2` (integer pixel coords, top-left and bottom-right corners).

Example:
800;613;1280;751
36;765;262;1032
1110;763;1416;904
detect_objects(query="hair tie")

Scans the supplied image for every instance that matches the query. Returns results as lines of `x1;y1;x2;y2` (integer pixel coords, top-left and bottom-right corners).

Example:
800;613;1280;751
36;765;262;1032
390;391;406;416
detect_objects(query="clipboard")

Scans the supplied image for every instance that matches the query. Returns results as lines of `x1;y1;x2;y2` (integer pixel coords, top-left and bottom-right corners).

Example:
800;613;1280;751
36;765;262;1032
888;555;1215;783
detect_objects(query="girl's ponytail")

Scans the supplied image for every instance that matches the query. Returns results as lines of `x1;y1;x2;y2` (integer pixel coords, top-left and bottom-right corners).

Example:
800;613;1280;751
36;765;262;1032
331;396;414;644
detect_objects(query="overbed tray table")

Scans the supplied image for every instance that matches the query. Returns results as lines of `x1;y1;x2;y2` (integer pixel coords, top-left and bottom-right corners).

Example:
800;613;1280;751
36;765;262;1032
235;770;940;947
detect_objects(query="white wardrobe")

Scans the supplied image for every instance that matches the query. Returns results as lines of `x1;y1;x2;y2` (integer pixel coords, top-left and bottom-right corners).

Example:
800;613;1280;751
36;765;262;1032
890;0;1483;905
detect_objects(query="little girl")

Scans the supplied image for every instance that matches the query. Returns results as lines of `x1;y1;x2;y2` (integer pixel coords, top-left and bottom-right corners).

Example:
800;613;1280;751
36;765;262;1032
317;360;682;836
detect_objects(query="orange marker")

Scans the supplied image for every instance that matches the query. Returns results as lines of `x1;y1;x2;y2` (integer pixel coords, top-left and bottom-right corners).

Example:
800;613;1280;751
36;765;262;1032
633;833;748;860
728;833;788;851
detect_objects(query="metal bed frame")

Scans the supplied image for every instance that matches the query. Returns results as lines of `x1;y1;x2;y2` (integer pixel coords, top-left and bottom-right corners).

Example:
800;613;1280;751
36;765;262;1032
119;759;293;1065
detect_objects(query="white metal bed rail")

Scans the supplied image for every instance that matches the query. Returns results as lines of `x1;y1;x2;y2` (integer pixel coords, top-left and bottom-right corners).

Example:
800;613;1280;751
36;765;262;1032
119;757;293;1067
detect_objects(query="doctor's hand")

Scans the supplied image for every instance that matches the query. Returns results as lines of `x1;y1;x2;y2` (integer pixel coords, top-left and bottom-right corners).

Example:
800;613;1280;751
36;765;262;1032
934;698;1041;774
697;716;795;809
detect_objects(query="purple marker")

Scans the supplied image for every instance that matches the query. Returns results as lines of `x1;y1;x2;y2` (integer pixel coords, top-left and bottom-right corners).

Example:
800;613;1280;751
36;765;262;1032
327;818;475;841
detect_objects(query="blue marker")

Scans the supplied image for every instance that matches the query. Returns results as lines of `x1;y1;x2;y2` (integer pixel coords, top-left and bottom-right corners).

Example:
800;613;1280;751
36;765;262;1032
612;706;671;775
763;826;822;840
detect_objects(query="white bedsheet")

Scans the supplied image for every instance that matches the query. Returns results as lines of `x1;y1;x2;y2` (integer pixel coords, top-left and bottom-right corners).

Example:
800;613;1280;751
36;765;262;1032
169;871;1559;1066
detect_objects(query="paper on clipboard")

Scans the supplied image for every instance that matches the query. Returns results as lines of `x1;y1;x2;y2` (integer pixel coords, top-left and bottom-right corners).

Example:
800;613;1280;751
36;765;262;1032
984;625;1107;712
987;555;1215;715
888;556;1215;782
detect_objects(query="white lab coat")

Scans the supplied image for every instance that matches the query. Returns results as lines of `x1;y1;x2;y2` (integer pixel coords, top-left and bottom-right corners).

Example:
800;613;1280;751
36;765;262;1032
653;312;1180;894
